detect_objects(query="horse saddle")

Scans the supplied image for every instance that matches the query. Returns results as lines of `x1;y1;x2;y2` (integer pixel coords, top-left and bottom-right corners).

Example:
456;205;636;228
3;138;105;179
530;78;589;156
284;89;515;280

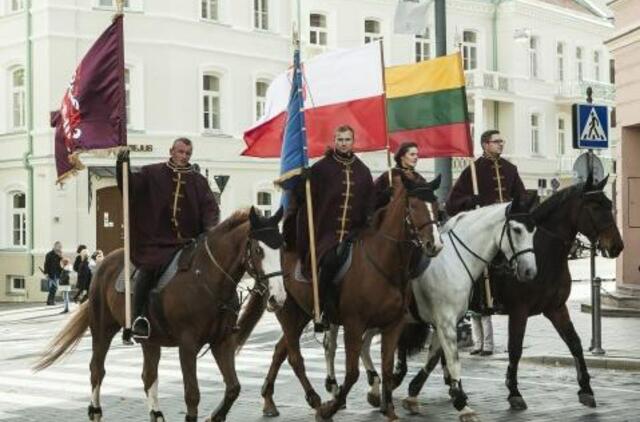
115;249;184;294
294;243;354;285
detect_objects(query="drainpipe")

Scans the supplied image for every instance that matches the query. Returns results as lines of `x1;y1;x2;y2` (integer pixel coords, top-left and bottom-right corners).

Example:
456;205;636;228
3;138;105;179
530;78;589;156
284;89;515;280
24;0;35;276
492;0;506;128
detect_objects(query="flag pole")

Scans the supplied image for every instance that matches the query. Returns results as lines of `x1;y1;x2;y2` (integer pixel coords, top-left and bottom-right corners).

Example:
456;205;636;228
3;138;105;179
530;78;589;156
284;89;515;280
378;40;393;187
114;0;133;343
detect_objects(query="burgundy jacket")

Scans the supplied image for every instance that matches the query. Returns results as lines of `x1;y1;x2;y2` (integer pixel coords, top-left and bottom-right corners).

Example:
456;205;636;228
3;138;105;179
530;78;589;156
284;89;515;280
119;161;220;270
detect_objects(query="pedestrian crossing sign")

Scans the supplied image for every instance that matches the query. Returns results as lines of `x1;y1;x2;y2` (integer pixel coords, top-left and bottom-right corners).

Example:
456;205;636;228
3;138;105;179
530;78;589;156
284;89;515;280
572;103;609;149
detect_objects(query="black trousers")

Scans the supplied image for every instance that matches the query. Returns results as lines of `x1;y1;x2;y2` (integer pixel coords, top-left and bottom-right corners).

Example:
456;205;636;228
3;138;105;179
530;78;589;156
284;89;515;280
133;268;161;318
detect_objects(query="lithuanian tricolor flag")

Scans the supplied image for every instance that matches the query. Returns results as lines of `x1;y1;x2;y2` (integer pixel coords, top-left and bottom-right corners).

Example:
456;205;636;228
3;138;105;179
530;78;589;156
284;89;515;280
385;53;473;157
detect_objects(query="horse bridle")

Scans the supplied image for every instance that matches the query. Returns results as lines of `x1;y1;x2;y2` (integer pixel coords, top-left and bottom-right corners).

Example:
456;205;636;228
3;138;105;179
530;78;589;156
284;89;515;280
379;196;439;250
448;211;534;283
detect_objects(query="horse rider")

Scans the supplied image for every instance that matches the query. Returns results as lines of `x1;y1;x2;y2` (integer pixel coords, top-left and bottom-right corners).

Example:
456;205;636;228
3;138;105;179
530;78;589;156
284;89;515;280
374;141;427;208
446;129;526;356
117;137;220;340
295;125;375;330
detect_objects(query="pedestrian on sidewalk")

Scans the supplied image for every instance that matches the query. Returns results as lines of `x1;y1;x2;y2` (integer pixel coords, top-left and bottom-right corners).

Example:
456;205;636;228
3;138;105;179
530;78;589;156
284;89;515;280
73;245;92;303
58;258;72;313
43;241;63;305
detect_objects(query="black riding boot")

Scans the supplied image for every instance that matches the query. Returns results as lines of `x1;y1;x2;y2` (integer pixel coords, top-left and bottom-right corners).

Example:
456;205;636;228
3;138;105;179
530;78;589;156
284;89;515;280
132;269;155;338
317;248;341;331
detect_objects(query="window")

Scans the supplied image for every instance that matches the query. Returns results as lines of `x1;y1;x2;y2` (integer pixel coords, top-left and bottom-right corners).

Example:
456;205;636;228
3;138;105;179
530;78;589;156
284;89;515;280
310;13;327;46
529;36;539;78
364;19;381;44
10;67;25;130
202;74;220;131
99;0;130;7
462;30;477;71
9;192;26;247
257;191;272;217
8;276;25;293
415;27;431;62
254;0;269;30
530;114;540;154
557;117;566;156
11;0;25;12
610;59;615;84
468;112;475;142
593;51;601;81
124;68;131;127
201;0;218;20
556;42;565;81
576;47;584;81
255;80;269;121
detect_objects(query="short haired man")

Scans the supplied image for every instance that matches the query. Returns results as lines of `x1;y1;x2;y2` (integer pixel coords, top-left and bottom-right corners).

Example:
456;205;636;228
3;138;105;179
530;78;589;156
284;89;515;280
43;241;63;306
446;129;526;356
117;137;220;339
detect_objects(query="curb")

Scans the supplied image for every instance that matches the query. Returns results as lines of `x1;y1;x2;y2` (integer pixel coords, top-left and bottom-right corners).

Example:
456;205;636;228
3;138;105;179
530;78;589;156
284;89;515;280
515;355;640;371
580;303;640;318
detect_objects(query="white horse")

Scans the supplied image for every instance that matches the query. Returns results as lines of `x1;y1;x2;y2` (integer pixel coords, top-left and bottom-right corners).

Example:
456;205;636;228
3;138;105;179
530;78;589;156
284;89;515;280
323;199;538;422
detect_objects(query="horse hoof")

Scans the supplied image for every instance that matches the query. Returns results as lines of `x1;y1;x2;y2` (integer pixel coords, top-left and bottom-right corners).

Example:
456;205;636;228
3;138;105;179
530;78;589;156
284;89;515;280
316;401;336;420
315;411;333;422
367;392;381;408
324;376;337;394
579;393;597;408
263;403;280;417
508;395;528;411
402;397;420;415
459;410;481;422
149;411;165;422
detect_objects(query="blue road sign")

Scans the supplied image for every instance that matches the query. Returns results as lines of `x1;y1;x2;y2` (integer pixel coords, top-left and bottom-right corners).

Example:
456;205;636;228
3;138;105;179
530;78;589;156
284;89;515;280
572;103;609;149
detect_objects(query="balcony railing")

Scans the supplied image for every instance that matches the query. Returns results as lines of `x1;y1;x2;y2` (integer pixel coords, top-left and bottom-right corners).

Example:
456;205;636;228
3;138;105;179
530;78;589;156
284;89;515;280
465;70;512;93
556;79;616;102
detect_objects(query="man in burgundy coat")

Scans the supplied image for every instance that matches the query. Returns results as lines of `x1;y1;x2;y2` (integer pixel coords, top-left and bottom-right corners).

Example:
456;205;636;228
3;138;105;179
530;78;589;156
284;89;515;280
446;129;526;356
295;125;375;327
117;137;220;338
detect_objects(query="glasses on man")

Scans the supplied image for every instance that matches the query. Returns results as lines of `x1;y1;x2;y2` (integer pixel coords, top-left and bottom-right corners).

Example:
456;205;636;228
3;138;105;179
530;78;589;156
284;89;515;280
487;139;505;145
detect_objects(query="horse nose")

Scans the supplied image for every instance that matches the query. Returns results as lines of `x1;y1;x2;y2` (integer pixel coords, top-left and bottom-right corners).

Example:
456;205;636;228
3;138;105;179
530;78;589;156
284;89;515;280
268;295;279;309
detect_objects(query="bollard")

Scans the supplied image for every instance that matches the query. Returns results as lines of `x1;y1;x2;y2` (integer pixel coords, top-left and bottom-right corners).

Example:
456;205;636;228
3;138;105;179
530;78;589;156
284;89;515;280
591;275;605;356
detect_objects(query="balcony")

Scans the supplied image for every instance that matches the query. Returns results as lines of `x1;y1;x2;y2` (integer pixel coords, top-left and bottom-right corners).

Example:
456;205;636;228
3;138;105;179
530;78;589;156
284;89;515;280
465;70;513;95
556;79;616;104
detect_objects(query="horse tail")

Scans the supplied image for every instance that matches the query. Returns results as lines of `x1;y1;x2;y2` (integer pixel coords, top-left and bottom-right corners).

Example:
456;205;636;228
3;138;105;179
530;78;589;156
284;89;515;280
398;322;431;358
33;301;90;371
235;291;268;353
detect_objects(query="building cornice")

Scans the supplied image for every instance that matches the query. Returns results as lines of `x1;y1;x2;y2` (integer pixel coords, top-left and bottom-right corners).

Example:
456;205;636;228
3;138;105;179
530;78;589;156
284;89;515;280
515;0;613;29
606;24;640;51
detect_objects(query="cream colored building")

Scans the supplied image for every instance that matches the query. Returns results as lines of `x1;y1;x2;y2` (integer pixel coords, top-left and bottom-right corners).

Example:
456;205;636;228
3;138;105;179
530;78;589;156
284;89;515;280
0;0;616;301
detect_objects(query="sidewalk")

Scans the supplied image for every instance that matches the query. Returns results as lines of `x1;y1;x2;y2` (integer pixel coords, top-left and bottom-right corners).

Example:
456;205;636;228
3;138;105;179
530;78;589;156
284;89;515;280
486;256;640;370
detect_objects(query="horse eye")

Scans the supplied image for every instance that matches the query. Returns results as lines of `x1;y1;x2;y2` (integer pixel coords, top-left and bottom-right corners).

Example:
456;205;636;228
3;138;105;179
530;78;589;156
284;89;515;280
513;227;522;235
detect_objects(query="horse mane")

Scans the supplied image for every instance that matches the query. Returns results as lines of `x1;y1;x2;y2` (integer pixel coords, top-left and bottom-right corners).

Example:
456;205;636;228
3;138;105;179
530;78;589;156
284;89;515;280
441;203;506;234
209;208;250;235
531;183;584;223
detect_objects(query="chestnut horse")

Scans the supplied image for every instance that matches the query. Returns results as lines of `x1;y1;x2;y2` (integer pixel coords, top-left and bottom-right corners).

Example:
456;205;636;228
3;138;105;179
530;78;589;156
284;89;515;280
261;174;443;422
395;175;623;415
35;207;284;422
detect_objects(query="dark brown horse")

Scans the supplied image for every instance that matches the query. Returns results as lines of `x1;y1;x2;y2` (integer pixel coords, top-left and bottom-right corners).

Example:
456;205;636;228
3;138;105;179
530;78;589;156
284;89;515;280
35;207;284;422
395;174;623;415
261;174;442;422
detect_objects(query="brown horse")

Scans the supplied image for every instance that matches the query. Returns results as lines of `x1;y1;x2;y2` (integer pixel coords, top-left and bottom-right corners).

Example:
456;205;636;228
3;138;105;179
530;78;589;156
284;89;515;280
261;174;442;422
35;207;284;422
395;174;624;415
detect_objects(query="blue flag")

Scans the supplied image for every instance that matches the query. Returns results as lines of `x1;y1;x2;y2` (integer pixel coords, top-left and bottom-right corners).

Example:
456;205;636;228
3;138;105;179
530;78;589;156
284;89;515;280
275;48;308;209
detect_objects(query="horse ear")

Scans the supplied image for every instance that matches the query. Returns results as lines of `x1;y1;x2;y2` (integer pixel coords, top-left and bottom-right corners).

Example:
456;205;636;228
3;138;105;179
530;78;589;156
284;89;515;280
249;206;261;228
594;174;609;191
400;173;415;191
584;172;594;192
270;206;284;224
429;174;442;191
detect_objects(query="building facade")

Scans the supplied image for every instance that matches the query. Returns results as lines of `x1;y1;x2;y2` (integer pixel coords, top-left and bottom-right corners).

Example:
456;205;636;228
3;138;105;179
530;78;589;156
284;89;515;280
0;0;615;301
606;0;640;302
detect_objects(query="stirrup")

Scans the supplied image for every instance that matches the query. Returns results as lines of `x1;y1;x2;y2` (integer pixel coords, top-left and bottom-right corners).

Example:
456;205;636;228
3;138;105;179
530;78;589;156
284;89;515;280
132;316;151;339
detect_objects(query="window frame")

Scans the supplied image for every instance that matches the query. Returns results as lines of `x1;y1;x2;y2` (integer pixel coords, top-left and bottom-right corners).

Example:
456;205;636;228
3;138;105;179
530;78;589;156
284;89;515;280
8;275;26;294
8;191;27;248
309;13;328;47
556;41;565;82
576;46;584;81
593;50;601;82
530;113;541;155
9;67;26;131
201;72;221;133
461;30;478;71
201;0;219;21
10;0;25;12
415;27;431;62
254;79;270;122
364;18;382;44
557;116;567;156
254;0;269;30
256;191;273;217
529;36;539;79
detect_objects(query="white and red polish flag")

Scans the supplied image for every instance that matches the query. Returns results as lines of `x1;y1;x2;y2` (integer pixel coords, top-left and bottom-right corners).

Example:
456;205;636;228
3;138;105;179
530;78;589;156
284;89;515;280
242;42;387;157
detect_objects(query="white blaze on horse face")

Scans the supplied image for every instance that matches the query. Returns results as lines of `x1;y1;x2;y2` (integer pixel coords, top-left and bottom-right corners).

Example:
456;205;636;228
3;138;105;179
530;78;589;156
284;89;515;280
147;379;160;412
262;245;286;310
504;221;537;282
426;203;443;254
